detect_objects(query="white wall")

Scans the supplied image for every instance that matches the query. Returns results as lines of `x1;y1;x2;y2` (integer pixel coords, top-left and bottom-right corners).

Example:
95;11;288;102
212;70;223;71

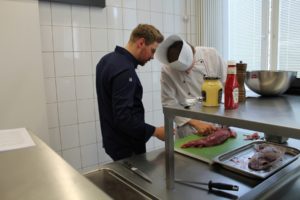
0;0;49;143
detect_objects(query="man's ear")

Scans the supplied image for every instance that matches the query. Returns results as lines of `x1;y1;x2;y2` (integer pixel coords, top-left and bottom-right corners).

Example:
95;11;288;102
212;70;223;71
136;38;145;48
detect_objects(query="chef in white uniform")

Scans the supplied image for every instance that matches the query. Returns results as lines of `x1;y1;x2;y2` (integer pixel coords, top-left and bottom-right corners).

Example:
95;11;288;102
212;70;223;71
156;35;227;138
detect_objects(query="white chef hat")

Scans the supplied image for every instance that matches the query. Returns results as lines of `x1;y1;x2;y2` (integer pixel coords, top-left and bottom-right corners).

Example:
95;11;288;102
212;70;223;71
155;34;193;71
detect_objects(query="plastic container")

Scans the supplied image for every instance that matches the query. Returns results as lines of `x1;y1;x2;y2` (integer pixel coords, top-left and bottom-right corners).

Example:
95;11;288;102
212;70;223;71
225;61;239;109
201;77;223;107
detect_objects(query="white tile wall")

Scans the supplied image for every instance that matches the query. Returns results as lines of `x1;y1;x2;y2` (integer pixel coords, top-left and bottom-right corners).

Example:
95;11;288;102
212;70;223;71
142;92;153;112
153;91;162;110
138;72;153;92
137;0;150;11
138;60;152;73
48;127;61;151
62;147;82;169
174;0;186;15
54;52;74;76
77;99;95;123
39;1;52;25
45;78;57;103
74;52;93;75
60;124;80;149
90;7;107;28
78;122;97;145
163;14;175;33
150;0;163;12
107;29;124;51
39;0;195;172
56;77;76;101
163;0;174;14
47;103;59;128
81;143;99;167
52;26;73;51
73;28;91;51
91;29;108;51
72;5;90;27
123;30;132;45
152;72;161;91
150;12;163;31
137;10;150;24
123;0;136;9
58;101;78;125
52;3;72;26
40;26;53;51
106;0;122;7
75;76;94;99
92;52;107;73
42;53;55;77
123;9;137;30
107;7;123;29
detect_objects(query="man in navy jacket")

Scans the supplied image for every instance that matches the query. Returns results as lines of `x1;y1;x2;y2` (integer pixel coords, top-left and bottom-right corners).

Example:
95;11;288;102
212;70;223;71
96;24;165;161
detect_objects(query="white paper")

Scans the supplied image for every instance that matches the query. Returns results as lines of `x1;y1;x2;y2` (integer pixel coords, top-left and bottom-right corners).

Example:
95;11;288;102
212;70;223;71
0;128;35;152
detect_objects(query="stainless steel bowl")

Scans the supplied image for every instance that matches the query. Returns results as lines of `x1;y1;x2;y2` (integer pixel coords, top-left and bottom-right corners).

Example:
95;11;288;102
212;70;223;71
245;70;297;96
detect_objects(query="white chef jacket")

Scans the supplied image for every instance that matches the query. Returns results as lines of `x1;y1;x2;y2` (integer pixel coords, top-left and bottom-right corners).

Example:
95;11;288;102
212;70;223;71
161;47;227;126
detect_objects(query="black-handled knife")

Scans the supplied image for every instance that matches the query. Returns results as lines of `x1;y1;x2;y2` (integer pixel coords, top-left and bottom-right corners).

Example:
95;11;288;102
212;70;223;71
122;161;152;183
175;179;239;191
208;180;239;191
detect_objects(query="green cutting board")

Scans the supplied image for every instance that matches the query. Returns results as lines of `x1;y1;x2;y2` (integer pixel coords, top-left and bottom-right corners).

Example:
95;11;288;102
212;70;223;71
174;128;262;164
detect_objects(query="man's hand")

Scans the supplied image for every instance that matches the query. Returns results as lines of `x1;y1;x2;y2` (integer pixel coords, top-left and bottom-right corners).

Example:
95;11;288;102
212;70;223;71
153;126;165;141
188;119;216;135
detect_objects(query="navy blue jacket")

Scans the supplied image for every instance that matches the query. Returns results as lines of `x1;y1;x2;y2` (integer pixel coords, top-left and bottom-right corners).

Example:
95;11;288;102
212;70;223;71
96;46;155;161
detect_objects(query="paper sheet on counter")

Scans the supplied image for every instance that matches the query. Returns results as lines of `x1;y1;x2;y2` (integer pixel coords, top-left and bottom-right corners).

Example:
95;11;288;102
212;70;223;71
0;128;35;152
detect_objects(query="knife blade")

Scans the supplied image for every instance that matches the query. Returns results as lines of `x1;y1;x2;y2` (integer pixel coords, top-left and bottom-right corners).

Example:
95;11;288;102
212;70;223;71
122;161;152;183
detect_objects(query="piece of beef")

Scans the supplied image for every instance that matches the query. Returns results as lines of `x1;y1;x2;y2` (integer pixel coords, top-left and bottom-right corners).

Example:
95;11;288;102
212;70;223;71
181;128;237;148
248;144;285;170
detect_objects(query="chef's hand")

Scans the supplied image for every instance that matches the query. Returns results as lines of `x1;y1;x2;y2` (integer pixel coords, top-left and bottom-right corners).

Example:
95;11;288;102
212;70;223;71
188;119;216;135
153;126;165;141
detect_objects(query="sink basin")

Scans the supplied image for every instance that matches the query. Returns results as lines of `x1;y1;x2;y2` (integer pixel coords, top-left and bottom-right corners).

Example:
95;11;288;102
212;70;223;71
85;168;157;200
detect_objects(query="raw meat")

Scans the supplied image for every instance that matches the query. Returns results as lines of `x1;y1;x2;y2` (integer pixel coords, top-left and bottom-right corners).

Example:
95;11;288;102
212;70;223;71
181;128;237;148
244;132;260;140
248;144;285;170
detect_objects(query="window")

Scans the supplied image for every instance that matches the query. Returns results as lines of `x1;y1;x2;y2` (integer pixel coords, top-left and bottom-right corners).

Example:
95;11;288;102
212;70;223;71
227;0;300;75
197;0;300;76
278;0;300;74
228;0;263;71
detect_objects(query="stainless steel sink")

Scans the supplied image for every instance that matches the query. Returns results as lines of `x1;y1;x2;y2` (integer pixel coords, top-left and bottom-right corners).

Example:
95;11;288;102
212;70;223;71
84;168;158;200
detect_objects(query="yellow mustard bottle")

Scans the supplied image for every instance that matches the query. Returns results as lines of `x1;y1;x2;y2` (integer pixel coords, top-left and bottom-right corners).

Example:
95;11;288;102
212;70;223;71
201;77;223;107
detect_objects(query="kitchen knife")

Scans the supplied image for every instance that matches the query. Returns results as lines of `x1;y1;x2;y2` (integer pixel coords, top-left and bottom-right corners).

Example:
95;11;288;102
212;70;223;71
175;179;239;191
122;161;152;183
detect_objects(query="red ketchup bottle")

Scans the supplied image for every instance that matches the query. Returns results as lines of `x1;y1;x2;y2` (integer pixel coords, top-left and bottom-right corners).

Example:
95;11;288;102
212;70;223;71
225;61;239;109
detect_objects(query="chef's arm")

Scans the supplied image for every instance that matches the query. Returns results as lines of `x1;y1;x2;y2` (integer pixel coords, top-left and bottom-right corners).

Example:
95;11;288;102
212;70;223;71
161;69;193;126
216;49;227;84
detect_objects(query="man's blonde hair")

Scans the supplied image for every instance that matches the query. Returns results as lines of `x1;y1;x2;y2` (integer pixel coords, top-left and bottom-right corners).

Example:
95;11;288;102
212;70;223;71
129;24;164;45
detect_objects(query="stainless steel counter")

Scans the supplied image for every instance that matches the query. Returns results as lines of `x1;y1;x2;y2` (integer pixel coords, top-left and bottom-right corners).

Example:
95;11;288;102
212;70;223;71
95;144;300;200
163;94;300;189
97;148;255;200
0;133;111;200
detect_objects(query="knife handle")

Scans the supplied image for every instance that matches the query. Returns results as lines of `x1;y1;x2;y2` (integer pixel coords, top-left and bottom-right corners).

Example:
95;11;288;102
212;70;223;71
123;161;132;168
208;181;239;191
